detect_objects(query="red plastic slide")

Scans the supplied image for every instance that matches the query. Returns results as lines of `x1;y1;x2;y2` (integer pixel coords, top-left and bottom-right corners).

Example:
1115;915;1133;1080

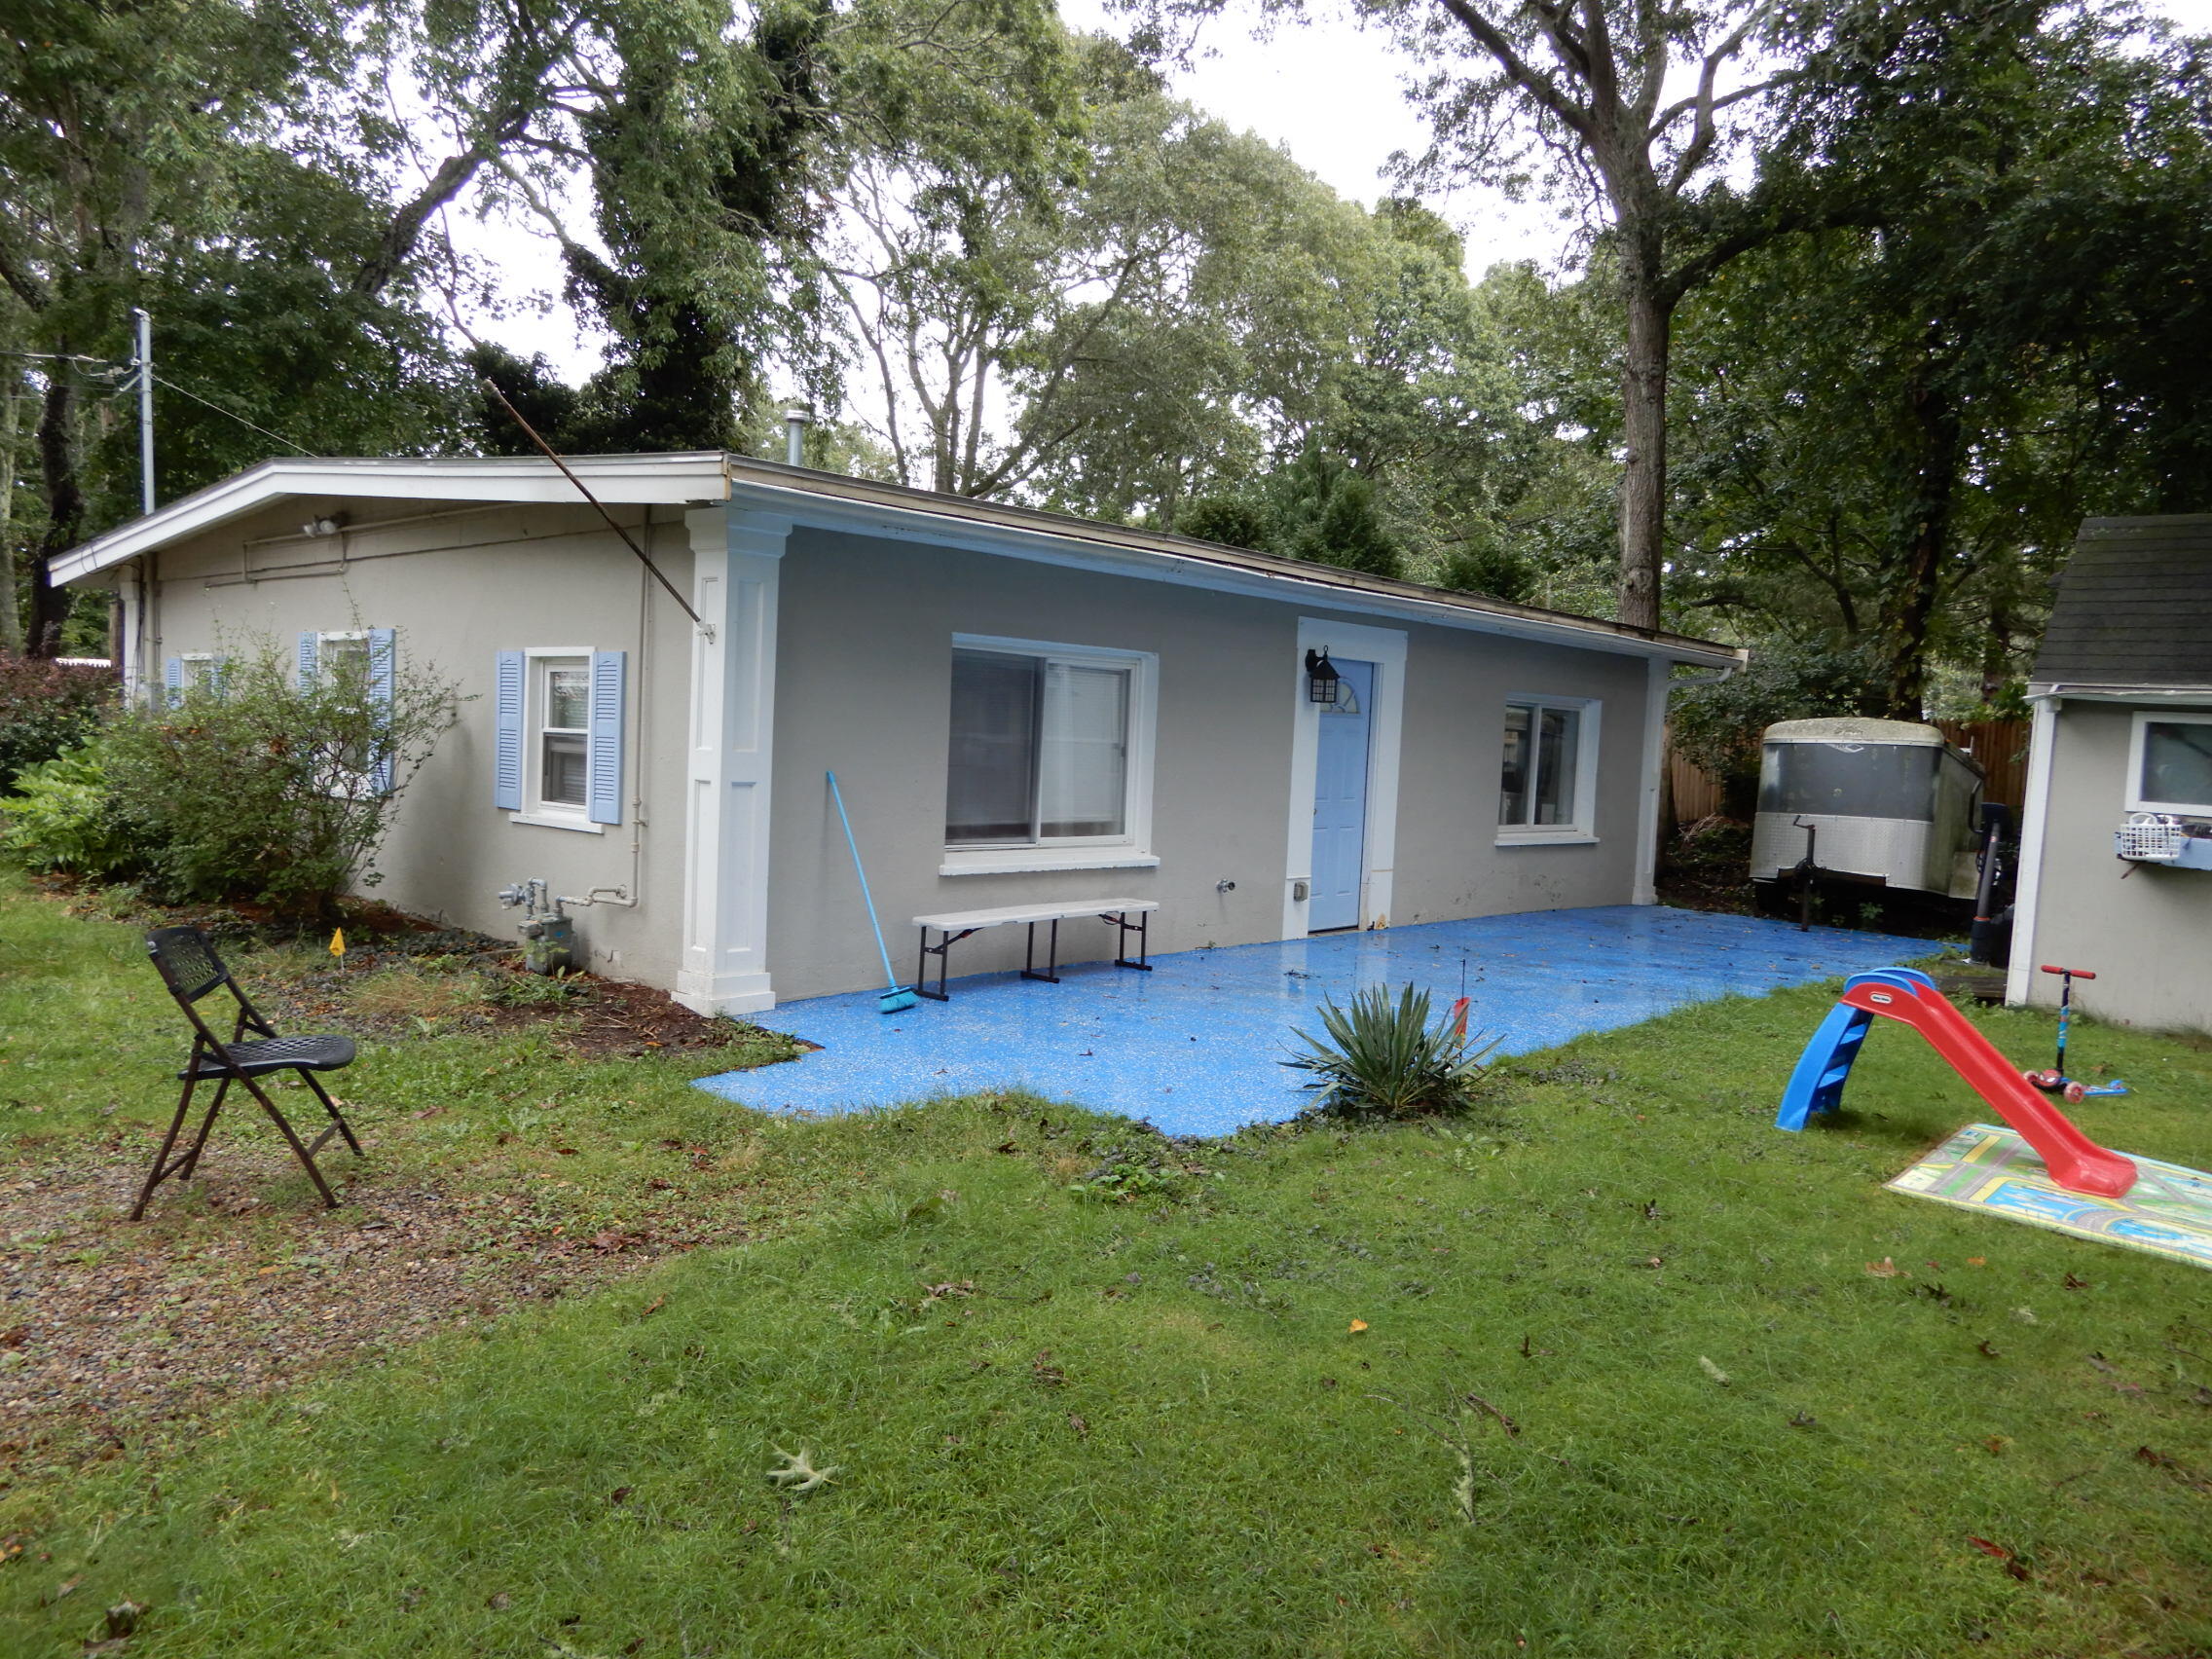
1840;978;2137;1198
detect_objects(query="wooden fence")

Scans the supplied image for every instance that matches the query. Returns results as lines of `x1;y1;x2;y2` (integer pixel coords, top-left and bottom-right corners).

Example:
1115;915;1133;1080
1663;717;2031;833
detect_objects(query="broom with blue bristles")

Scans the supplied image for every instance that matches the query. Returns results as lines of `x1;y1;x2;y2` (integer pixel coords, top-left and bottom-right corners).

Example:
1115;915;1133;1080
827;771;919;1014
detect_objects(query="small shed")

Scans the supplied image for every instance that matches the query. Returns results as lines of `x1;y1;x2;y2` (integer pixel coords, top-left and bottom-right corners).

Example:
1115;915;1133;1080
2009;515;2212;1034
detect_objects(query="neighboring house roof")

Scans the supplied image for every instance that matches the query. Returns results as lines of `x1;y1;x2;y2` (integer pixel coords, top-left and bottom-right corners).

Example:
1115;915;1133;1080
54;452;1746;668
2033;515;2212;691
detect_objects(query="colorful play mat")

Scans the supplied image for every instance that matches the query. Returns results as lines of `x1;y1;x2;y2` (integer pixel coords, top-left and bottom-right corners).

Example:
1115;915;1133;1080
1890;1124;2212;1270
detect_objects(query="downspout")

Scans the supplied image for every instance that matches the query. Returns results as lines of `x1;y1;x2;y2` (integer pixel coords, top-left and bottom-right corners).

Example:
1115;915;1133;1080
2004;691;2061;1007
1635;657;1738;905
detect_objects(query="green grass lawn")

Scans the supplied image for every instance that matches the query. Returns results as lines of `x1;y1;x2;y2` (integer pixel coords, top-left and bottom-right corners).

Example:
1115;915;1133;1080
5;868;2212;1657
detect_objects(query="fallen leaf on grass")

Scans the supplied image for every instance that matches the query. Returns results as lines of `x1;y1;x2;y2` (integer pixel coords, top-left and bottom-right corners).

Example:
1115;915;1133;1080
1067;1414;1089;1438
1967;1257;1987;1267
2064;1272;2090;1290
765;1447;838;1495
1347;1319;1369;1335
1967;1536;2031;1579
1865;1258;1907;1278
1031;1351;1067;1387
1698;1356;1731;1386
1984;1436;2011;1456
2135;1445;2212;1493
487;1592;512;1610
1976;1341;2002;1359
608;1487;632;1506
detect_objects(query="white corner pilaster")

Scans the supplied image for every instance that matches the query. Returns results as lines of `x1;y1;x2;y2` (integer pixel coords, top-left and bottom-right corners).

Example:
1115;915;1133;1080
2004;693;2060;1008
675;505;789;1017
1632;655;1670;905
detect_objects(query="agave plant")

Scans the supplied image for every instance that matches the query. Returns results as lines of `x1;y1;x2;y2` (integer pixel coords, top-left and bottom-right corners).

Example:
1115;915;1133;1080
1284;983;1499;1120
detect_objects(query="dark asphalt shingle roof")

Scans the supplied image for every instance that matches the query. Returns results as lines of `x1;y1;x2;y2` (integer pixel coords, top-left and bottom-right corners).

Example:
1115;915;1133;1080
2033;515;2212;689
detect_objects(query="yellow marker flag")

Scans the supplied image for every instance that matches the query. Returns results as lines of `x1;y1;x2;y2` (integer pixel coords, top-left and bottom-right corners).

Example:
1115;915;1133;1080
329;927;346;961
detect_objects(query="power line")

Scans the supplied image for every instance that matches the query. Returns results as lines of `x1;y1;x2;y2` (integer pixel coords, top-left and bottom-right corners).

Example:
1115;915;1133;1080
149;372;313;456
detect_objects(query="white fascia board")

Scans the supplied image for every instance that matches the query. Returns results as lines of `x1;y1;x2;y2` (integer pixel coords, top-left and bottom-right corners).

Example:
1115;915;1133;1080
728;479;1744;670
53;454;731;585
2023;682;2212;707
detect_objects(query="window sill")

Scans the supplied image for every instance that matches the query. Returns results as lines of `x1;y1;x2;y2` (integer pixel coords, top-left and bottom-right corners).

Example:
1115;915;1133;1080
510;812;604;834
1494;830;1599;848
940;849;1161;877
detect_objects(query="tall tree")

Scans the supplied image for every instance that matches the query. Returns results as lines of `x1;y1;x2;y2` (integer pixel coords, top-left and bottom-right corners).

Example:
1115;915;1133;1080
1668;0;2212;716
1365;0;1800;629
0;0;456;653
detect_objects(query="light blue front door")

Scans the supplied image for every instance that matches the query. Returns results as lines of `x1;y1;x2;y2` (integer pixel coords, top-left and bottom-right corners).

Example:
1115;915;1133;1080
1309;658;1375;932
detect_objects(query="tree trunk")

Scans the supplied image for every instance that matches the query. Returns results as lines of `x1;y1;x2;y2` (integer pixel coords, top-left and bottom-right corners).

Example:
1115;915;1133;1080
1617;258;1670;634
1979;591;2012;707
1876;349;1961;718
27;371;82;658
0;377;23;655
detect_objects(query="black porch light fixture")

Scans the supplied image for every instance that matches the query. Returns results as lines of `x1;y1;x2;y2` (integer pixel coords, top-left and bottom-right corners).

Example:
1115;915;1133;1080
1306;646;1342;705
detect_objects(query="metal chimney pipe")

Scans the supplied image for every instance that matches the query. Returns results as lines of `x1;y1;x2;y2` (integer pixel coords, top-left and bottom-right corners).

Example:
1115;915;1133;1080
782;405;813;466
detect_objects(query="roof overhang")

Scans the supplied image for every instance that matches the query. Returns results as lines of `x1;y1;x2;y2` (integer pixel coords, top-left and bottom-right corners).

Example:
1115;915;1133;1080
2027;682;2212;706
49;453;731;586
56;452;1745;669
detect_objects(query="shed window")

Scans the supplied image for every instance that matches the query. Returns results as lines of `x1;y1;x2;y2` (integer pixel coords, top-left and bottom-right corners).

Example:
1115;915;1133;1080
945;640;1150;851
2129;712;2212;815
1498;696;1599;839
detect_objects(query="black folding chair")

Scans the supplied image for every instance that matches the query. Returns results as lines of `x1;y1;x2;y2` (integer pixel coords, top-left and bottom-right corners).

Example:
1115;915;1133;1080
132;926;364;1219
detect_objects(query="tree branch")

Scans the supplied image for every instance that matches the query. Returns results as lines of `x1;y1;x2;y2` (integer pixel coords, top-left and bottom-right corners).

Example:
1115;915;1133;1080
1432;0;1597;142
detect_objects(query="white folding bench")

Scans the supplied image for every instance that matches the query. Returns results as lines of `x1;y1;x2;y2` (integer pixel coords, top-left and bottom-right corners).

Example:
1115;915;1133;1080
909;899;1159;1002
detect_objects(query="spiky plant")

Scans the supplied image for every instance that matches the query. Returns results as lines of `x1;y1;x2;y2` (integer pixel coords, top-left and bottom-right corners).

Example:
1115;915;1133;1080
1283;983;1498;1120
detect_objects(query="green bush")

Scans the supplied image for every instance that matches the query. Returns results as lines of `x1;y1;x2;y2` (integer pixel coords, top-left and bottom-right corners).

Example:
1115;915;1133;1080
98;636;460;915
1283;983;1498;1120
0;747;141;876
0;653;114;791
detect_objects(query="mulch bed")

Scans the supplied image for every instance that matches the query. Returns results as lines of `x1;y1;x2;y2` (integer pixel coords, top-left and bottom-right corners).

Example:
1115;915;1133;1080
37;873;784;1062
0;1132;747;1476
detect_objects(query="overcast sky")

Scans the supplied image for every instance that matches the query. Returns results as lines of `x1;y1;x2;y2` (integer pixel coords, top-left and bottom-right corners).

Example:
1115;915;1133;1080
455;0;2212;383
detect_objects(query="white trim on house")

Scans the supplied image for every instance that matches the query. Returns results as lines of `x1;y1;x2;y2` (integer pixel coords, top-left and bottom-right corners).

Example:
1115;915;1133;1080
941;631;1158;876
1495;691;1603;845
2124;709;2212;815
728;474;1740;670
1283;617;1407;939
2006;692;2062;1007
1632;657;1668;903
675;506;787;1017
57;456;1742;677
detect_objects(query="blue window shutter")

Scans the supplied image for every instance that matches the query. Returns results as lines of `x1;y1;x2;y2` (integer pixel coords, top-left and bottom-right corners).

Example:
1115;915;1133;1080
164;657;182;706
367;628;396;794
494;651;525;811
209;656;230;697
297;631;319;687
587;649;626;825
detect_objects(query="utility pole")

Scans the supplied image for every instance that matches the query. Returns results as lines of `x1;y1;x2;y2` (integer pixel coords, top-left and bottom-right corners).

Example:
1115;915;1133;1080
131;307;154;515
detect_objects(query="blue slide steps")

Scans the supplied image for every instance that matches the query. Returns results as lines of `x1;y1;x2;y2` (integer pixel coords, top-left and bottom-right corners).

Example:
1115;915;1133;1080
1776;967;1938;1131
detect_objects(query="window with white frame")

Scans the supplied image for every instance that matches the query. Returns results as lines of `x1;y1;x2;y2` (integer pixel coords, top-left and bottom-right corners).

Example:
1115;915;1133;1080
493;646;627;830
300;629;393;793
1497;695;1600;839
2127;710;2212;815
179;652;219;693
530;652;593;819
945;637;1153;863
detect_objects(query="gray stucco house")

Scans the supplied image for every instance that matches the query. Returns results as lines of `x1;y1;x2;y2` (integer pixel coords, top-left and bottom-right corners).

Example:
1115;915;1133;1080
55;454;1743;1014
2009;515;2212;1035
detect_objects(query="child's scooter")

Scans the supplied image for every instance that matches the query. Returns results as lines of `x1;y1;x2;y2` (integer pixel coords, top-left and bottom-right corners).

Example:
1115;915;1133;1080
2023;964;2129;1103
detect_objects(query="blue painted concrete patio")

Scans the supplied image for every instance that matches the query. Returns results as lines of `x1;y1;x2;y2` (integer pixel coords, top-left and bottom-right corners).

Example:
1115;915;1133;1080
694;906;1935;1138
